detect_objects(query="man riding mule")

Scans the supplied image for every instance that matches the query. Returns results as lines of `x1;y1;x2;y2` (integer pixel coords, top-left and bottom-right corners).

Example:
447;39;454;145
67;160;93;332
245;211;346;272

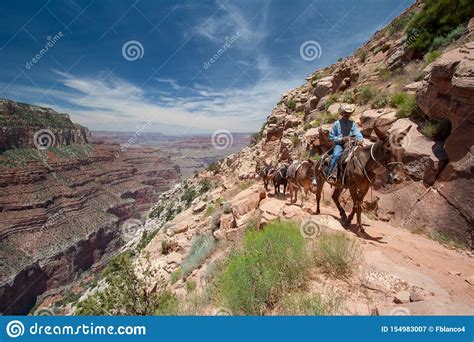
326;104;364;182
313;120;411;236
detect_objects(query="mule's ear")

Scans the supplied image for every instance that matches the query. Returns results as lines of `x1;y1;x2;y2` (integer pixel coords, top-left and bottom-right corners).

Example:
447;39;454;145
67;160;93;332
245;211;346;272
400;125;412;137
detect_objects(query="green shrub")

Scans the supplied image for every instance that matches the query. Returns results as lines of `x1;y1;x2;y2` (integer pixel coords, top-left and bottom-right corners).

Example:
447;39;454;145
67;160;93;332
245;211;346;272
406;0;474;54
149;204;164;219
421;121;439;138
313;232;362;279
181;233;216;278
357;86;375;105
210;211;221;231
371;93;390;109
222;202;232;214
199;178;212;194
206;161;220;173
215;220;309;315
291;134;301;146
76;253;177;315
204;204;217;217
186;280;197;293
181;186;198;207
424;50;441;65
358;49;367;63
322;111;339;124
391;92;416;118
430;25;465;51
341;90;356;104
238;179;255;190
137;227;160;250
280;292;343;315
378;68;391;81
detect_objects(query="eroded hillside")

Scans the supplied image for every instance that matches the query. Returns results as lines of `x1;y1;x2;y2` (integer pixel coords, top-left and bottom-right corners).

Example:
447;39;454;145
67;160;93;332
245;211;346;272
34;1;474;316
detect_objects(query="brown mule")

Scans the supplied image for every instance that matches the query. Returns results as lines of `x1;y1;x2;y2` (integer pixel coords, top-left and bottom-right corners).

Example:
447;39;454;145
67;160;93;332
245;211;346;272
287;160;315;206
313;123;411;235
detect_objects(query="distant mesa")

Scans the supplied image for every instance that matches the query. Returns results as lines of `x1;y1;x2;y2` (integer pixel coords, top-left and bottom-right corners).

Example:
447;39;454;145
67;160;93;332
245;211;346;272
0;98;90;152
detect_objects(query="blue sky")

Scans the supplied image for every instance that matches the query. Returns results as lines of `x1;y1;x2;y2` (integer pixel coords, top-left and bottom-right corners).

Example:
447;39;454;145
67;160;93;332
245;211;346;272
0;0;415;134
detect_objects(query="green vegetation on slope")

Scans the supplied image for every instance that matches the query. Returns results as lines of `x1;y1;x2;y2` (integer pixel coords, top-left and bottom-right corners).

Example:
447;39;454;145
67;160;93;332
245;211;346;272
406;0;474;54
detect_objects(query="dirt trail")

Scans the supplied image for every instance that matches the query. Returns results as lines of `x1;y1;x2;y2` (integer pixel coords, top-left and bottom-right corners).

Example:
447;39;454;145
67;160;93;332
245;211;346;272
261;190;474;315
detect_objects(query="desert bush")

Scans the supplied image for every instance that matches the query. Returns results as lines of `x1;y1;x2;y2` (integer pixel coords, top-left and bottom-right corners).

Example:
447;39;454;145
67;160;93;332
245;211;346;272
406;0;474;54
371;93;390;109
291;133;301;146
238;179;255;190
76;252;178;315
421;121;439;138
186;280;197;293
378;68;391;81
181;185;198;207
210;211;222;231
287;98;296;110
424;50;441;65
222;202;232;214
215;220;309;315
280;291;343;315
206;161;220;173
391;92;416;118
180;233;216;278
322;111;339;124
199;178;212;194
358;49;367;63
312;232;362;279
357;86;375;105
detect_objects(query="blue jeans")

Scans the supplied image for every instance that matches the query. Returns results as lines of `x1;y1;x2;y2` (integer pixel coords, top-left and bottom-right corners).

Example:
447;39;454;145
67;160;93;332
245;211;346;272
327;144;343;176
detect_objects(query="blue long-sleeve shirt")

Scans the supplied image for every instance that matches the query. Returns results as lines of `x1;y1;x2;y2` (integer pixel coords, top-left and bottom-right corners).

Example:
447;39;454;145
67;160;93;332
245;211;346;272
328;119;363;144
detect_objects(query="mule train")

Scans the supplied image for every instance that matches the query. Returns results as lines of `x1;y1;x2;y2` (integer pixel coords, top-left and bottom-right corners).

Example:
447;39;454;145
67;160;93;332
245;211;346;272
255;122;411;235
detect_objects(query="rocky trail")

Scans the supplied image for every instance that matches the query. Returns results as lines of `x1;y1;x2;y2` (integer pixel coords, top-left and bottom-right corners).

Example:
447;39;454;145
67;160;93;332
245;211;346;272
130;175;474;316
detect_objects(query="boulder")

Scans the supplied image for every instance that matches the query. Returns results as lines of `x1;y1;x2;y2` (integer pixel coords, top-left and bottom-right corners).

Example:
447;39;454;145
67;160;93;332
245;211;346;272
220;213;237;230
284;115;301;130
265;124;284;142
403;81;423;93
394;290;411;304
231;187;265;218
409;291;424;302
304;96;319;116
359;108;397;139
312;76;334;98
192;201;206;214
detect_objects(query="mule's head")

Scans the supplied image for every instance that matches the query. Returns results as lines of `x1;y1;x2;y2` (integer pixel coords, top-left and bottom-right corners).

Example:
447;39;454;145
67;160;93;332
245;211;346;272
374;122;411;185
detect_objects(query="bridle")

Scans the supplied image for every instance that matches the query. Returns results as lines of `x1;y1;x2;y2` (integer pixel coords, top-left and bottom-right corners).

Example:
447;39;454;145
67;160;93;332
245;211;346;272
363;142;404;183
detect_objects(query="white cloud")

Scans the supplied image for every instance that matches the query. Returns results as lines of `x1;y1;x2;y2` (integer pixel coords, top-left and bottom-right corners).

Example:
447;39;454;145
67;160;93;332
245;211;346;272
6;68;302;134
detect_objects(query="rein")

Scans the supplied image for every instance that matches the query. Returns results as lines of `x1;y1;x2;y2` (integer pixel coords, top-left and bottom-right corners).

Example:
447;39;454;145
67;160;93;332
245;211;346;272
362;142;403;183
